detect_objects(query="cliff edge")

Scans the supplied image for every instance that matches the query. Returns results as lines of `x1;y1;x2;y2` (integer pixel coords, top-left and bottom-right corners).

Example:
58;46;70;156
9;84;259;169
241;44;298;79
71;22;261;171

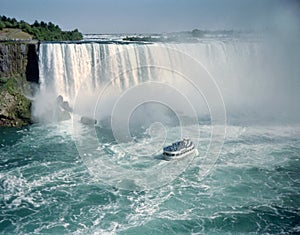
0;42;39;127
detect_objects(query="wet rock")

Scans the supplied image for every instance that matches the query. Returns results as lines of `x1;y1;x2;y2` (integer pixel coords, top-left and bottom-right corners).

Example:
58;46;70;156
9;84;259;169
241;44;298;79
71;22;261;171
80;116;97;125
57;110;71;121
0;42;39;127
0;86;31;127
55;95;72;121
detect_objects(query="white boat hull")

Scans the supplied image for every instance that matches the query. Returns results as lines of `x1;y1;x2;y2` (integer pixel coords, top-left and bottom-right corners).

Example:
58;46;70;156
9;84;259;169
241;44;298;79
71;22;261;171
163;148;198;161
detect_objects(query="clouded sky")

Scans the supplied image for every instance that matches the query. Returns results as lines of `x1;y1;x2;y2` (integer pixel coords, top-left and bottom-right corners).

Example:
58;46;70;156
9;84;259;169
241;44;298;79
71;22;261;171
0;0;299;33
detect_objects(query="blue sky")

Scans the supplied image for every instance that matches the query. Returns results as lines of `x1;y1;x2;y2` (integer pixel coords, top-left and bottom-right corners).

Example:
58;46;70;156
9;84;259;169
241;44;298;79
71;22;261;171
0;0;299;33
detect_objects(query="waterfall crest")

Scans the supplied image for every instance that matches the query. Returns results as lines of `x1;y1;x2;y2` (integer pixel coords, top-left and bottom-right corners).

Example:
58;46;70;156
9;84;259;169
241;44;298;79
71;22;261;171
35;40;300;124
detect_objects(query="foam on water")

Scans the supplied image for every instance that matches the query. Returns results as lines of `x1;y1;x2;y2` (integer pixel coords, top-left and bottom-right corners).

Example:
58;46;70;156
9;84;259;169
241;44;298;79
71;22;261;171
0;123;299;234
2;36;300;233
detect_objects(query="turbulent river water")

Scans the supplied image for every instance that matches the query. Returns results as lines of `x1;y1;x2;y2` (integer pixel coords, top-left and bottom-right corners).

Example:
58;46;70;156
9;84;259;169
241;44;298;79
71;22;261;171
1;37;299;234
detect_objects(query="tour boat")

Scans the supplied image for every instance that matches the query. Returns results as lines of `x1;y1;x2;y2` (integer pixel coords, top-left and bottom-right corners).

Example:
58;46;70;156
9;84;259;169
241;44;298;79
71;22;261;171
163;138;196;160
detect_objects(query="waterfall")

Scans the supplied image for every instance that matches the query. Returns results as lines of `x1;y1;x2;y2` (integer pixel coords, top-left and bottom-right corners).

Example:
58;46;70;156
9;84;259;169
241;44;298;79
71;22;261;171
35;40;300;124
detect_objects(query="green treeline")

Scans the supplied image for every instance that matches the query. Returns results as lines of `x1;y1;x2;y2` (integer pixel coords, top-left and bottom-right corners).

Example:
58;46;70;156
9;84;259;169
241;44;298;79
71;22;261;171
0;15;83;41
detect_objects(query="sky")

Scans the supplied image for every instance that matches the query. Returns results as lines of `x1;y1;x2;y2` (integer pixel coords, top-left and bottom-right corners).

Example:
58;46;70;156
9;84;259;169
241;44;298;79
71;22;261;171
0;0;299;33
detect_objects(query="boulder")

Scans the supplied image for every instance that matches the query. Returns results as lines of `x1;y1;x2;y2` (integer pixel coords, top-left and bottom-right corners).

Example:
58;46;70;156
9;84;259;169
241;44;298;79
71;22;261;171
55;95;72;121
80;116;97;125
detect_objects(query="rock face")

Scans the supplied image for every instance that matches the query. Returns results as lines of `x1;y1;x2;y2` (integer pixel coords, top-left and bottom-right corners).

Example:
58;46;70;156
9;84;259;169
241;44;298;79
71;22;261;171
0;83;31;126
0;42;39;127
55;95;72;121
80;116;97;125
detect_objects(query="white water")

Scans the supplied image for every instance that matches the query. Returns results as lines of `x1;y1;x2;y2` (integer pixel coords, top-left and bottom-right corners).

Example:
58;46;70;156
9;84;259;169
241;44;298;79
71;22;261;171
36;39;300;125
2;38;300;233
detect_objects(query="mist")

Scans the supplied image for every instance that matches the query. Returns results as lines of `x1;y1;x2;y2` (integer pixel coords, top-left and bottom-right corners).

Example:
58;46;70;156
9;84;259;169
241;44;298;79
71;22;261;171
31;0;300;128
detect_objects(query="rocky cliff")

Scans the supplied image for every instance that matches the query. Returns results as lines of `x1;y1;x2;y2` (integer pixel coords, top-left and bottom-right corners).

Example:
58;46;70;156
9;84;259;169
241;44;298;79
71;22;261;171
0;42;39;127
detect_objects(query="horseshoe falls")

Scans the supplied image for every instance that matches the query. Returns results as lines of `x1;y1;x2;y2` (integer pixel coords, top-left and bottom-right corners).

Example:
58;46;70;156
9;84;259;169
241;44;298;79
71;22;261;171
1;38;299;234
36;41;299;125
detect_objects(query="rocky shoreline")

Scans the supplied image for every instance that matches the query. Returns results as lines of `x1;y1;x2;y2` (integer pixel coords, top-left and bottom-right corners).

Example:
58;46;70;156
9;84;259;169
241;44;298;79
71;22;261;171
0;41;39;127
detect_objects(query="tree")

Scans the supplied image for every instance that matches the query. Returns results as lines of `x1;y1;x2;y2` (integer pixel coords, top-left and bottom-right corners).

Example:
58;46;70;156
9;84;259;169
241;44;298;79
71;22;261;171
1;16;7;21
4;21;13;28
192;29;204;37
33;20;39;27
11;17;18;27
47;22;55;30
40;21;47;28
0;15;83;41
0;21;5;30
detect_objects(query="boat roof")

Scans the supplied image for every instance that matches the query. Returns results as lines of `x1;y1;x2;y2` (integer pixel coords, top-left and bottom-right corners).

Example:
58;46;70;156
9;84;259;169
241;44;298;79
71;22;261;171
163;139;192;151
